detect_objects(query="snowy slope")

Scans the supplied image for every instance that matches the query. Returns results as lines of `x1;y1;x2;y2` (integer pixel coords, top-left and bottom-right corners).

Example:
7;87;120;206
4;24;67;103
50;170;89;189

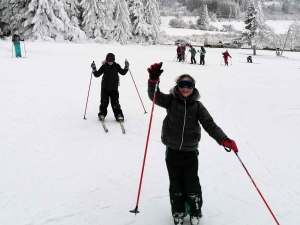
1;40;300;225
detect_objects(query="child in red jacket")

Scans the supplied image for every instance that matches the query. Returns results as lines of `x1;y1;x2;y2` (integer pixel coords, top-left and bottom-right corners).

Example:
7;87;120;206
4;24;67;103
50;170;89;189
222;50;232;66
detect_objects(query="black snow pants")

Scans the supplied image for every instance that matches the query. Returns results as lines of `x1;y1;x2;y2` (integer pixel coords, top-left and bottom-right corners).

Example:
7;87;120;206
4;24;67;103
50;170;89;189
99;89;123;120
165;148;203;217
200;55;205;65
191;56;196;64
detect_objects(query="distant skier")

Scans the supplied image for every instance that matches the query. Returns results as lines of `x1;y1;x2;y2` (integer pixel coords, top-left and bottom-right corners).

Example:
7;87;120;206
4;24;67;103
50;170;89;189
189;45;196;64
176;44;182;62
12;31;24;58
247;56;252;63
147;62;238;225
199;46;206;65
222;50;232;66
181;45;186;61
91;53;129;122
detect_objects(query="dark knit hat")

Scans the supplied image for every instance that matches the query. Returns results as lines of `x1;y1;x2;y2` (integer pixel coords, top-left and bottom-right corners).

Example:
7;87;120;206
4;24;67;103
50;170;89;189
106;53;115;62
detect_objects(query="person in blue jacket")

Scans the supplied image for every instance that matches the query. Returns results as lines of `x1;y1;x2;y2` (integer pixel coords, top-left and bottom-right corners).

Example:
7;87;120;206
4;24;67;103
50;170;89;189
199;47;206;65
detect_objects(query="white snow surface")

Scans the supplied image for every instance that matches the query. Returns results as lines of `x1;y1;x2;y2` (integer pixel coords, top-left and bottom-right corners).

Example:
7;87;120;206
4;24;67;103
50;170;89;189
1;40;300;225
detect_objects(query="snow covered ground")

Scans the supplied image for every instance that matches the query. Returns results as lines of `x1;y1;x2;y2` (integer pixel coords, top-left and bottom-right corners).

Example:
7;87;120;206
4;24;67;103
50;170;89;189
1;39;300;225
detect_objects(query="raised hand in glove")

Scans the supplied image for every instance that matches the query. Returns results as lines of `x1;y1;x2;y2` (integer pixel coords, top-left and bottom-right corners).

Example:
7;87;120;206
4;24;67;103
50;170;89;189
91;61;97;72
221;138;238;152
125;60;129;70
147;62;163;82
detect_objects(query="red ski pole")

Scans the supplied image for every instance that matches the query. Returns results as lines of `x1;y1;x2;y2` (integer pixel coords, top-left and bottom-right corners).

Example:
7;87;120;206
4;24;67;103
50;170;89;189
234;152;280;224
229;149;280;224
129;68;147;113
83;72;93;119
130;81;158;215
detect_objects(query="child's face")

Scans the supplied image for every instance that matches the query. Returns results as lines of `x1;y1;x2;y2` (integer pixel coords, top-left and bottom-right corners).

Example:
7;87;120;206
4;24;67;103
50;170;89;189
177;79;194;98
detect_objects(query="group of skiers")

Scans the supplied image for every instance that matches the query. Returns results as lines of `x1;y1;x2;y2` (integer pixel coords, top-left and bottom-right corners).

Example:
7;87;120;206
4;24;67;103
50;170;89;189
176;44;235;66
90;52;238;225
176;44;206;65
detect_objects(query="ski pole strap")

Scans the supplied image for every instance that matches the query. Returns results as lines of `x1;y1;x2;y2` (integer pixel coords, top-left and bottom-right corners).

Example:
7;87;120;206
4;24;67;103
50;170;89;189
223;138;232;152
224;147;231;152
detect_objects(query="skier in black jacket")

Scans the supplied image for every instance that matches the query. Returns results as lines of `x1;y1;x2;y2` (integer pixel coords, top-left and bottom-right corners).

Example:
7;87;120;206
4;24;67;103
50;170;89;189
147;62;238;225
91;53;129;122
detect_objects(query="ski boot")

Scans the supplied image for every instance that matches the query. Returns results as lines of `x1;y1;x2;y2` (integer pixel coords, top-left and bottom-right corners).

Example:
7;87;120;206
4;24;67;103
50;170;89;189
190;215;202;225
98;113;105;121
173;212;184;225
116;114;124;122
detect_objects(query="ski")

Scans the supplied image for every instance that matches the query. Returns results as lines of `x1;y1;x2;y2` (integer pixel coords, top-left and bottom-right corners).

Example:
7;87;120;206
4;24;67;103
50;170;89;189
239;61;261;64
119;121;125;134
101;120;108;132
99;116;108;132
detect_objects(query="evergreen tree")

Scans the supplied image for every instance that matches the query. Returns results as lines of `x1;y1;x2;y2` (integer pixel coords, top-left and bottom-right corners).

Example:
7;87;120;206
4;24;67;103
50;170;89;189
1;0;30;36
254;0;271;49
242;0;258;55
144;0;160;42
256;0;264;25
65;0;81;21
197;4;210;30
81;0;104;39
64;0;86;41
102;1;116;42
113;0;132;44
23;0;82;41
0;0;13;35
228;7;233;21
128;0;152;43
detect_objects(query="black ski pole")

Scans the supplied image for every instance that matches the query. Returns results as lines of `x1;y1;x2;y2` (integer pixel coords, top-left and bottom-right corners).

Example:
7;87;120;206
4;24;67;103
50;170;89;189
83;71;93;119
128;68;147;114
224;146;280;225
130;81;159;215
12;43;13;58
173;54;177;61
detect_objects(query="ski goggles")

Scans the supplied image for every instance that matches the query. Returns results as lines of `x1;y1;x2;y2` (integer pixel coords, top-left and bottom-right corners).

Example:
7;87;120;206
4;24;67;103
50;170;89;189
107;57;115;62
177;80;195;89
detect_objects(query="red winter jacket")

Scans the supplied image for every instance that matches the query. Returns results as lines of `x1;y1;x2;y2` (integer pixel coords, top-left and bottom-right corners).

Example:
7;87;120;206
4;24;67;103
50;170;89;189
222;52;231;59
177;46;182;55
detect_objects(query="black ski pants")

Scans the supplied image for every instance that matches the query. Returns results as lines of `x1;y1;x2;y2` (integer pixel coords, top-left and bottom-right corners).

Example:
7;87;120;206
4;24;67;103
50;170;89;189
177;54;182;62
99;89;123;119
200;55;205;65
165;148;203;217
191;56;196;64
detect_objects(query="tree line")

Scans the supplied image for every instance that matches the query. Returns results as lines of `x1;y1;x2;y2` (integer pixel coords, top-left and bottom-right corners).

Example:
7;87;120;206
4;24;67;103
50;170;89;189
0;0;160;44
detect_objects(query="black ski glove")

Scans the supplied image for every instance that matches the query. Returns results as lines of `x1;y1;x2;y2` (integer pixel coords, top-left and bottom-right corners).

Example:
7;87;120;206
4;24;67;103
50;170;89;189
125;60;129;70
147;62;163;82
91;61;97;72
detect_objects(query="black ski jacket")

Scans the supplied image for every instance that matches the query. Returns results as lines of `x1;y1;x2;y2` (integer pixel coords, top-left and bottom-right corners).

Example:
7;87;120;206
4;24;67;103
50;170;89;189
12;34;23;45
148;81;227;151
93;62;128;90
